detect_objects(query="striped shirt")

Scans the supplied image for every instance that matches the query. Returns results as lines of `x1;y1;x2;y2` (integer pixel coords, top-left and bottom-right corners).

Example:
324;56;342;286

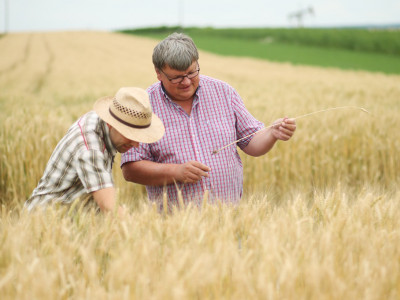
121;75;264;209
25;111;117;210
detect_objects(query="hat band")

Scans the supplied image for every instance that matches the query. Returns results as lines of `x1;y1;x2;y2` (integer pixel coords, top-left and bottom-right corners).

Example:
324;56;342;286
109;108;151;129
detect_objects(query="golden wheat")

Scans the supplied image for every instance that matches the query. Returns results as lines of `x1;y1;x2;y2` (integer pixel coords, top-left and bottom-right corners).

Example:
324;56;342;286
0;32;399;299
1;188;399;299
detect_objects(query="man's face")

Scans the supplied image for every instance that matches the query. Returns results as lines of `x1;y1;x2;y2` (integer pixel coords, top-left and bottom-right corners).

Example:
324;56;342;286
156;60;200;102
109;126;139;153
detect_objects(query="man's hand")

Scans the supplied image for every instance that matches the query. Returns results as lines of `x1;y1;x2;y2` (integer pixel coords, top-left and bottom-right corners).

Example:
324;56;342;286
244;117;296;157
174;161;210;183
271;117;296;141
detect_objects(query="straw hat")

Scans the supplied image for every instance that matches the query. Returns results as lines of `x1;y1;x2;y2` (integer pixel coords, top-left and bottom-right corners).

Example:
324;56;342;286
94;87;164;143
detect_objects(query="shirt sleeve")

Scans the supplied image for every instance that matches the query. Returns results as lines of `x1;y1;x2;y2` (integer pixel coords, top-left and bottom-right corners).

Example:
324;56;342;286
120;143;154;166
75;149;114;193
231;89;264;150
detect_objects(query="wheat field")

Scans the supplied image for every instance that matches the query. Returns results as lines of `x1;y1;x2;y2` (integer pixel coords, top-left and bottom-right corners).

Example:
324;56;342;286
0;31;399;299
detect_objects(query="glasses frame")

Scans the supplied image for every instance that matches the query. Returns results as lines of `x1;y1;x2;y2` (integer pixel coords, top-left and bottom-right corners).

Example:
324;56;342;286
159;63;200;84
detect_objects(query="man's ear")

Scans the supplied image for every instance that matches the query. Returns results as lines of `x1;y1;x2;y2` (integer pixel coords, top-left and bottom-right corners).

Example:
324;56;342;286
155;68;162;81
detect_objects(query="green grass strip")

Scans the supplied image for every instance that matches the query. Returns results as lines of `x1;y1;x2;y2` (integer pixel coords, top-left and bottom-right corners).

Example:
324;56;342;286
119;28;400;75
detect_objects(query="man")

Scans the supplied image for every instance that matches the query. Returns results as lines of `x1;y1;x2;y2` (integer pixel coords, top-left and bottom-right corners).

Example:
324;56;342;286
25;87;164;213
121;33;296;209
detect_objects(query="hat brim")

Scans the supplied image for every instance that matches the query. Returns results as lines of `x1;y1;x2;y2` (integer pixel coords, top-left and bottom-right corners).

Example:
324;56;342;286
94;96;165;143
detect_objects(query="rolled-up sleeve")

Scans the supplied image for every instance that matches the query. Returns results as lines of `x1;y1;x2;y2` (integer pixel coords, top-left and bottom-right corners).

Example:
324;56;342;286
121;143;154;166
232;90;264;150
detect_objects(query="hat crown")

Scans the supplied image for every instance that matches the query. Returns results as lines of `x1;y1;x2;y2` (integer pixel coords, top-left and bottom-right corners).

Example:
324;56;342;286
94;86;165;143
110;87;152;127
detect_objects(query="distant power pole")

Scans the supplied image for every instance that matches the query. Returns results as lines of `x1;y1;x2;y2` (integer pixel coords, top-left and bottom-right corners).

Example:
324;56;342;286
288;6;314;27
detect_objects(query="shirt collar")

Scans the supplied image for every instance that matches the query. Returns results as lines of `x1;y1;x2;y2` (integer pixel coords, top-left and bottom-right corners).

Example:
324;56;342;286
160;80;202;103
101;120;117;157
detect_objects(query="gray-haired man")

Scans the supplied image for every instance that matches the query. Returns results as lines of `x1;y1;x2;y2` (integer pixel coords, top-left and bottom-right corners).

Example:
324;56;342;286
121;33;296;210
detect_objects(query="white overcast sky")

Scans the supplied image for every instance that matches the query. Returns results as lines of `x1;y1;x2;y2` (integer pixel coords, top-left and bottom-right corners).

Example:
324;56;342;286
2;0;400;33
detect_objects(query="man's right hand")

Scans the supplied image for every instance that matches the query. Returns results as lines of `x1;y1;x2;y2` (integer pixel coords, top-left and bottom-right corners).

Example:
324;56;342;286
174;161;210;183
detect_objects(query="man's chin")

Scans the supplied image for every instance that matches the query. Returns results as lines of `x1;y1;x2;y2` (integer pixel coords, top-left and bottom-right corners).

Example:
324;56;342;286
175;90;195;101
118;147;129;153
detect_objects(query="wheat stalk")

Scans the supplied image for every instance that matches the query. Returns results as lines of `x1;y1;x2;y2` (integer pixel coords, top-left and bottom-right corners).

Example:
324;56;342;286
212;106;370;155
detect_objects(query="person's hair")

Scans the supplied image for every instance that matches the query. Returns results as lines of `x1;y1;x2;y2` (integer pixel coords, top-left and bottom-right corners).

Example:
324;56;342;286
152;32;199;71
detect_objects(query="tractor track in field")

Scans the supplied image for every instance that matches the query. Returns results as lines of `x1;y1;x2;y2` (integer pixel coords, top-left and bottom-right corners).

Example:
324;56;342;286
31;34;55;94
0;34;55;94
0;34;32;76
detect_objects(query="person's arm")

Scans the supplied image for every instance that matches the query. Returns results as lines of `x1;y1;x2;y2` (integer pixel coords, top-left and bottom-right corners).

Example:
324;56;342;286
243;117;296;157
91;187;125;216
122;160;210;186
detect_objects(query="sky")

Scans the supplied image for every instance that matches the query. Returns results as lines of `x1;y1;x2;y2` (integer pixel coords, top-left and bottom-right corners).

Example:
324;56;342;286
2;0;400;33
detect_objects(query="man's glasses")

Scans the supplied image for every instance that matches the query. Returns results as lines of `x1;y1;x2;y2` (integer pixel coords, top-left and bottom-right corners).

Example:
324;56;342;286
160;65;200;84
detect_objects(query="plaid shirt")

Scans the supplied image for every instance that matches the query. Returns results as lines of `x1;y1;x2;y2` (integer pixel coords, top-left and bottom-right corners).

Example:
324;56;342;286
121;75;263;209
25;111;117;210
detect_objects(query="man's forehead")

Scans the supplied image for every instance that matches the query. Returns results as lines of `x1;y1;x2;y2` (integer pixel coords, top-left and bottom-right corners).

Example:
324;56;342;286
164;61;197;72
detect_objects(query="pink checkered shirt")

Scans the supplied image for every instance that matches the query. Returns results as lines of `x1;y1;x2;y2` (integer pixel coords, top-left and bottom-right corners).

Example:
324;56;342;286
121;75;264;209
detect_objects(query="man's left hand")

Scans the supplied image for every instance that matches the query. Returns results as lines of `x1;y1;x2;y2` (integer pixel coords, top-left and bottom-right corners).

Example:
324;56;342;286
271;117;296;141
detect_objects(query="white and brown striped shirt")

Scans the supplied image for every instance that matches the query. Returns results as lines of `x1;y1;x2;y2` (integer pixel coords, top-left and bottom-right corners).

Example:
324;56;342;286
25;111;117;210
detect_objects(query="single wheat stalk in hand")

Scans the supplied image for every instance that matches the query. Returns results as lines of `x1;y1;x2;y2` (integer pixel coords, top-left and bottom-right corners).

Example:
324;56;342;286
212;106;370;155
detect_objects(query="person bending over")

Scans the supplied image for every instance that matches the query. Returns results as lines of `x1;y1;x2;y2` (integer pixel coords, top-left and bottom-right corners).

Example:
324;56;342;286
26;87;164;214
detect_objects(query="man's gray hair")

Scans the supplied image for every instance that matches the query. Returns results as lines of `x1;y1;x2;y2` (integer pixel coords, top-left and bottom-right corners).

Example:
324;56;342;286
152;32;199;71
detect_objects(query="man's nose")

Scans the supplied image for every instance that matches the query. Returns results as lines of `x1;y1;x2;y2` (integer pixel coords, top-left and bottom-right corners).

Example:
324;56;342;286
180;75;191;84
